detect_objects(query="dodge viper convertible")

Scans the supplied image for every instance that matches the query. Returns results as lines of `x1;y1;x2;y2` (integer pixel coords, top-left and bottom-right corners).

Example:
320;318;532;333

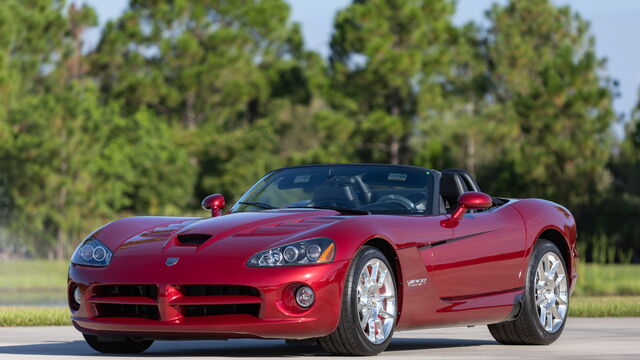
68;164;578;355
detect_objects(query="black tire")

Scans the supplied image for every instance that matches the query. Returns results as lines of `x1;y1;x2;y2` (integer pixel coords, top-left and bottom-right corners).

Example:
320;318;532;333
83;334;153;354
319;246;397;356
488;239;569;345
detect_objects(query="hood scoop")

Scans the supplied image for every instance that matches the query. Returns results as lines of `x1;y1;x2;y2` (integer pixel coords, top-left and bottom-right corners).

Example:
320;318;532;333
176;233;212;246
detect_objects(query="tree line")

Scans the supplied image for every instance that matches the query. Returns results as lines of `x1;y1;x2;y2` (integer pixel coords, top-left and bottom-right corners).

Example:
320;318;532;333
0;0;638;261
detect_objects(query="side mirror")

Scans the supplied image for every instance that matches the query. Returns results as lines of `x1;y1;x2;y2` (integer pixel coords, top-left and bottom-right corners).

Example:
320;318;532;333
441;191;492;228
201;194;225;217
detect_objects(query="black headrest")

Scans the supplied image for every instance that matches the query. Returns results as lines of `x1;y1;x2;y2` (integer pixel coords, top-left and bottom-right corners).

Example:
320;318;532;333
440;172;467;200
442;168;480;192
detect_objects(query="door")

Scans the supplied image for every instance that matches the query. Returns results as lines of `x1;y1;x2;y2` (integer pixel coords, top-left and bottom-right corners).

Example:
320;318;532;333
429;205;526;299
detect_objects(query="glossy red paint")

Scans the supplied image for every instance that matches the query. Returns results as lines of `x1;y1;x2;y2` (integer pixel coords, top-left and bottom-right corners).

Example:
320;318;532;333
429;205;526;299
440;191;493;228
510;199;579;294
459;191;493;209
71;258;349;339
68;183;577;341
201;194;225;217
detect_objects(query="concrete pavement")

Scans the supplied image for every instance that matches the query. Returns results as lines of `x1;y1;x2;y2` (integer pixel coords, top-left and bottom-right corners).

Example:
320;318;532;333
0;318;638;359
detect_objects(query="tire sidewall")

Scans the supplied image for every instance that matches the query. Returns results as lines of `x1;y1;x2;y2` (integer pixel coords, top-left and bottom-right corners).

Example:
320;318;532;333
522;240;569;343
344;246;397;354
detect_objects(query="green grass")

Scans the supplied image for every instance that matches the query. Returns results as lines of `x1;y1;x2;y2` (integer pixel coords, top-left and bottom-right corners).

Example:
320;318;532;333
570;296;640;317
2;289;67;306
0;260;68;290
574;263;640;296
0;306;70;326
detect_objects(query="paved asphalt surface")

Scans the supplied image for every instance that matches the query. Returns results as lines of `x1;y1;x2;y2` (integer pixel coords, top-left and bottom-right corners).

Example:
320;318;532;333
0;318;638;359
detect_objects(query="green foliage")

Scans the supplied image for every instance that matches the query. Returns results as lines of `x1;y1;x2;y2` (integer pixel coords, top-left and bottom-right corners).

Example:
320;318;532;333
1;83;195;256
0;0;637;261
330;0;456;165
578;233;634;265
96;107;196;215
90;0;303;128
87;0;319;210
0;0;67;101
1;85;107;257
474;0;615;208
197;120;284;201
596;95;640;258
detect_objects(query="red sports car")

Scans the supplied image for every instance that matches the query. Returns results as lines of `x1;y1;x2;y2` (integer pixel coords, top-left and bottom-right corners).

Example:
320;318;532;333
68;164;577;355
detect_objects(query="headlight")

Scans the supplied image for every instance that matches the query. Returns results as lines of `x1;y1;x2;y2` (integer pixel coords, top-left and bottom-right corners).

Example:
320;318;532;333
247;238;335;267
71;238;113;267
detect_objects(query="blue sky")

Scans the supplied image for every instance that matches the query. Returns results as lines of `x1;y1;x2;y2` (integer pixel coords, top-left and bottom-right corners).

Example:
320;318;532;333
78;0;640;123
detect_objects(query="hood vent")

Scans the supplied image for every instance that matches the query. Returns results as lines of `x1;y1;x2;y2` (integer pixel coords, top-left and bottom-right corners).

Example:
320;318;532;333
176;233;211;245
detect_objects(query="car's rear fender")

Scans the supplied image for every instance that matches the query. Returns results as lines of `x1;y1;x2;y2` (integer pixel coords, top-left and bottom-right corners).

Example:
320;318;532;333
511;199;578;294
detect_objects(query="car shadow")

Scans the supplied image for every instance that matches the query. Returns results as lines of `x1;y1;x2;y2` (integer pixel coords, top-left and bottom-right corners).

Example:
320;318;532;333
0;337;497;357
388;337;496;351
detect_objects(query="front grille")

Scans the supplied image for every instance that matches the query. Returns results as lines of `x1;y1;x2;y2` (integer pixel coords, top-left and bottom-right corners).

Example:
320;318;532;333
181;304;260;317
180;285;260;297
95;303;160;320
89;284;261;320
94;284;158;299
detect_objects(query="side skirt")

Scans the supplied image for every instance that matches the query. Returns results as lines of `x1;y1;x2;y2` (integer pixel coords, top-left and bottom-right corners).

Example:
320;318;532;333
434;288;525;327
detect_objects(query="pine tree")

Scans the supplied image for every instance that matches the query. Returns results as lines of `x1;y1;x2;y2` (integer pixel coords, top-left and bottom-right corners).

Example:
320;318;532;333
0;1;198;257
329;0;457;165
90;0;303;129
475;0;616;209
88;0;320;203
604;90;640;259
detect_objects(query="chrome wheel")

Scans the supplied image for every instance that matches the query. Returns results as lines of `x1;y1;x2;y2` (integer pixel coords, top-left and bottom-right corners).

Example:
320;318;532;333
534;252;568;333
356;258;396;344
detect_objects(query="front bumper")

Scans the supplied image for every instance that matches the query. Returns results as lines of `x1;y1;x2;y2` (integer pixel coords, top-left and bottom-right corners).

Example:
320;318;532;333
69;257;349;340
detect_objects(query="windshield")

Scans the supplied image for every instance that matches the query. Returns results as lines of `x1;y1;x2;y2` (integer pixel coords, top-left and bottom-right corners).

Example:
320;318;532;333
230;165;435;215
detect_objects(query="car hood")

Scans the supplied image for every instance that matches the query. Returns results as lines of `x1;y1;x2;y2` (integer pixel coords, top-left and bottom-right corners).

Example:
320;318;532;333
108;209;347;260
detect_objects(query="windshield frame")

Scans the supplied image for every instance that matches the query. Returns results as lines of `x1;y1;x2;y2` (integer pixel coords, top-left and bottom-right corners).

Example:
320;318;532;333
228;164;440;216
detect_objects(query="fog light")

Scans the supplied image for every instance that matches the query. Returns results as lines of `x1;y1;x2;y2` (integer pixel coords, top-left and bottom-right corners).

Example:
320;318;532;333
295;286;315;308
73;287;83;305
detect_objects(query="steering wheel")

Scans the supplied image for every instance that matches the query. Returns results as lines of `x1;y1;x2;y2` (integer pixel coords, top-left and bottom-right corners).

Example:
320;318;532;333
377;195;417;211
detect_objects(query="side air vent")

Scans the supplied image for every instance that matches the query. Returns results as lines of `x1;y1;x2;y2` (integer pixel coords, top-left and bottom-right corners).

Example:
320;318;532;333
176;234;211;245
